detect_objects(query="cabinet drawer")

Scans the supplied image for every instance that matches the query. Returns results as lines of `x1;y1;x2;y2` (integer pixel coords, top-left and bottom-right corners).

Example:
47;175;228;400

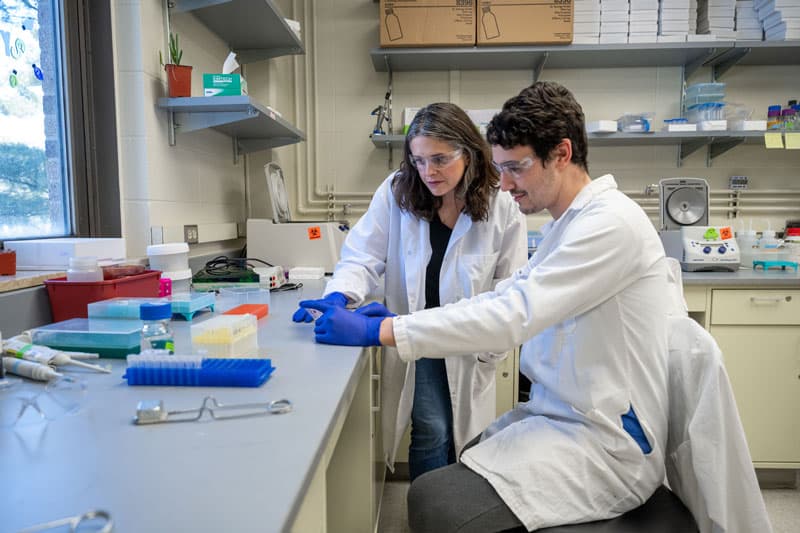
683;286;706;312
711;289;800;325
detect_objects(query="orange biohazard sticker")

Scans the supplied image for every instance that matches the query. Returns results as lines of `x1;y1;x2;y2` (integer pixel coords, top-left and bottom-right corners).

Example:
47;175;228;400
307;226;322;240
720;226;732;240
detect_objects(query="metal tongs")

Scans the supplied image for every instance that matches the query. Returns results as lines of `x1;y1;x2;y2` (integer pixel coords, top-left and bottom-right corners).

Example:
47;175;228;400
18;509;113;532
133;395;292;425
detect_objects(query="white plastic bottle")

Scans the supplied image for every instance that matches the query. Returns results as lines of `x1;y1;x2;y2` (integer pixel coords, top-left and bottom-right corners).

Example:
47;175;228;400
140;302;174;354
67;256;103;282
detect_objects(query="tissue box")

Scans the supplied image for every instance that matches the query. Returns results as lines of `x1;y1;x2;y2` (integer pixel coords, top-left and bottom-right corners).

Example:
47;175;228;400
203;73;248;96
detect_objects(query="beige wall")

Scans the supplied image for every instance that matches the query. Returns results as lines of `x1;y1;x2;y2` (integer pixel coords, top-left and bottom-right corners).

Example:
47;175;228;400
112;0;800;260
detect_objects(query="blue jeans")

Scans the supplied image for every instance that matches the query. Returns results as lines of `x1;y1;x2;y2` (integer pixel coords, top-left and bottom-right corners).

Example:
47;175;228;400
409;358;455;482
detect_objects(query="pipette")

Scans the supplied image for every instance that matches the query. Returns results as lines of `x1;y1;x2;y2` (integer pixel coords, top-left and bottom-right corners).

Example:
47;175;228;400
3;337;110;374
2;357;63;382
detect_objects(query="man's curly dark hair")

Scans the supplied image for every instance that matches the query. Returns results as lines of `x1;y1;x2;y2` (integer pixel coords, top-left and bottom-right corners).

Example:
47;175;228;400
487;81;589;172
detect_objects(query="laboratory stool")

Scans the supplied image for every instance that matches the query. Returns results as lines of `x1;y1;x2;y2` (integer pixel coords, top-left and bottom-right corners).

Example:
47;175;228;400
532;485;697;533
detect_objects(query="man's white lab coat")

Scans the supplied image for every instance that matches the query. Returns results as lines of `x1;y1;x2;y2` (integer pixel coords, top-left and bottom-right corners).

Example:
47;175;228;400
324;174;528;467
393;175;672;530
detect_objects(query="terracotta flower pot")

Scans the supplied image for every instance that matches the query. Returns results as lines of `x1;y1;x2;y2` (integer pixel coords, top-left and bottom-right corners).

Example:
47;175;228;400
165;64;192;97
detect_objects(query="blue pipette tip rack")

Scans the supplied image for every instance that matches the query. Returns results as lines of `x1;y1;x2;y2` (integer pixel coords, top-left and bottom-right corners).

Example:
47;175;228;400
123;358;275;387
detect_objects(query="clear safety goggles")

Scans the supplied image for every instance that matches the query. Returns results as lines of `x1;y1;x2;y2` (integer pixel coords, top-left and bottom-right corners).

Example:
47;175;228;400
408;148;463;171
491;155;535;179
0;377;87;428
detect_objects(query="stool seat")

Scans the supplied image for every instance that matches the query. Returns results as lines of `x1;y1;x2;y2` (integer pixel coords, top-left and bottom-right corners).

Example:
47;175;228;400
534;486;697;533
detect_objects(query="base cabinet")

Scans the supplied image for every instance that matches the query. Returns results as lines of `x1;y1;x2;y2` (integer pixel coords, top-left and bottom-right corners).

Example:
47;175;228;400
705;287;800;468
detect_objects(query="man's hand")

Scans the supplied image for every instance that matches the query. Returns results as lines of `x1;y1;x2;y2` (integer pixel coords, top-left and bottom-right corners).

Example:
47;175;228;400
300;301;383;346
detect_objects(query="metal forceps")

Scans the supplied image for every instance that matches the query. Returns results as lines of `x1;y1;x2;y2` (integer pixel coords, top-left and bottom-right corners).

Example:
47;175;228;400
133;395;293;425
18;509;113;533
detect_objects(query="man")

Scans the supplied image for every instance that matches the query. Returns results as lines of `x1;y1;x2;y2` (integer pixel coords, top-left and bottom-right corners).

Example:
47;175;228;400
301;81;672;532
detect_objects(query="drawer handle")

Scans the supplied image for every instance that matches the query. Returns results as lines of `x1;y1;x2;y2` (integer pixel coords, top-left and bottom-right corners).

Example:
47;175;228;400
749;296;789;305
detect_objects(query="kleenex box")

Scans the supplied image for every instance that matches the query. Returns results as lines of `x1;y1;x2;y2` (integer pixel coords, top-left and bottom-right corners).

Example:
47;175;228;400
203;73;248;96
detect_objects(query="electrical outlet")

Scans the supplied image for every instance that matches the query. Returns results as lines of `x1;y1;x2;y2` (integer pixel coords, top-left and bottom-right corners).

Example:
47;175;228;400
183;224;199;244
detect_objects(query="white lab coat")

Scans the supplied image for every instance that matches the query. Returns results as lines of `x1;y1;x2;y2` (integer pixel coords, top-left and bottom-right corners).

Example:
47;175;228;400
393;175;672;530
324;173;528;467
665;315;773;533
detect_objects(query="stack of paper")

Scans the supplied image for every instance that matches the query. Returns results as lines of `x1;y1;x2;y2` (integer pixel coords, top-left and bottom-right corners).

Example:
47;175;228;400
574;0;602;44
629;0;659;42
697;0;737;39
600;0;630;43
659;0;692;41
735;0;764;39
756;0;800;40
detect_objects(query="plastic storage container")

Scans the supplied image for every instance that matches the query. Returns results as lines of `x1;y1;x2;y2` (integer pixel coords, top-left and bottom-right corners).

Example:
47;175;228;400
88;297;166;319
160;268;193;294
140;302;174;354
44;270;161;322
617;112;654;133
146;243;189;273
30;318;143;358
216;286;271;314
66;256;104;282
191;314;259;358
686;102;726;123
685;82;726;98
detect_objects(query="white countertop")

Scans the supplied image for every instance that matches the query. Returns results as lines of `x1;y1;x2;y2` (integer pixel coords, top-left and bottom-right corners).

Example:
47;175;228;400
0;281;365;532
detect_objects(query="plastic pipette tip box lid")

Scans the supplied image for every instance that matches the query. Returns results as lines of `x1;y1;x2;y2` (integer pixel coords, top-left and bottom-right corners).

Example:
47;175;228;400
191;314;260;358
223;303;268;320
87;293;215;321
123;355;275;387
30;318;143;358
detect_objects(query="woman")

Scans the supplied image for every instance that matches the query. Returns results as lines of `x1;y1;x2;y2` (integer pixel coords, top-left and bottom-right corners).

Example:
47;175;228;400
293;103;527;480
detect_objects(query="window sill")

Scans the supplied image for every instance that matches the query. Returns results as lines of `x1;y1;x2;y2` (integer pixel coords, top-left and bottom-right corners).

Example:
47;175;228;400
0;270;65;294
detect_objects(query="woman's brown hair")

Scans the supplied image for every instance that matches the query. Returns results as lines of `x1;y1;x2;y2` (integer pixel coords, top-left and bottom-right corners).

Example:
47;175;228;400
392;102;499;222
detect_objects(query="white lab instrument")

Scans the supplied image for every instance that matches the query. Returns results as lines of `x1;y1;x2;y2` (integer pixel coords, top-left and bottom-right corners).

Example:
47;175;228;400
3;337;110;373
661;226;741;272
2;357;63;381
246;163;348;274
658;177;740;271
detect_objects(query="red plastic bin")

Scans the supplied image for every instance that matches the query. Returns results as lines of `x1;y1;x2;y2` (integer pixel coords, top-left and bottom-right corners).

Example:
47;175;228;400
44;270;161;322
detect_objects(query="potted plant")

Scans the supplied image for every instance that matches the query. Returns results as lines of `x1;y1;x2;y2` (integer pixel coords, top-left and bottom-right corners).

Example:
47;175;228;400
161;32;192;97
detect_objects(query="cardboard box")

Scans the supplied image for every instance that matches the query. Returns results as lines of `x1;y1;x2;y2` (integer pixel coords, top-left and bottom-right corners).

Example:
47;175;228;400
203;73;248;96
380;0;476;47
477;1;573;45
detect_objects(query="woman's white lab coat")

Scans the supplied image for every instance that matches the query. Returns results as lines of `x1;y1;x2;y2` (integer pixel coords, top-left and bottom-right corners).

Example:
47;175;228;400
392;175;672;530
323;173;528;467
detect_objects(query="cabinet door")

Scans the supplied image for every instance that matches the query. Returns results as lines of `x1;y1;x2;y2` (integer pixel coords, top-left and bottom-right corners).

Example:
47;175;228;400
710;325;800;465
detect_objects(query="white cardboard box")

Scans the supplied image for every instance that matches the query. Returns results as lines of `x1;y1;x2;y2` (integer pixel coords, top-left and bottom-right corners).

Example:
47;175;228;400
5;238;126;270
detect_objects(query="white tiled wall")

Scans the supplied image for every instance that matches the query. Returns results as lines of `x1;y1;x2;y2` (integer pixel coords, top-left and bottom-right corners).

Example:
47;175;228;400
111;0;800;259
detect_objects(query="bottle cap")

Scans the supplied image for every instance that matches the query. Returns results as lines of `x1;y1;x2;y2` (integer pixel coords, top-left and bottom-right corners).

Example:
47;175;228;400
140;302;172;320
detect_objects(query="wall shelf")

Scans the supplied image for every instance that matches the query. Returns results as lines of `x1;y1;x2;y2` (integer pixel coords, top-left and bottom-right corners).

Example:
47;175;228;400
370;42;731;76
158;96;305;154
174;0;304;63
372;131;770;165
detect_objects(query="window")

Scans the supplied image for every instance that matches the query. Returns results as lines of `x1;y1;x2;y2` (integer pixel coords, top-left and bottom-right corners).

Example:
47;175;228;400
0;0;119;242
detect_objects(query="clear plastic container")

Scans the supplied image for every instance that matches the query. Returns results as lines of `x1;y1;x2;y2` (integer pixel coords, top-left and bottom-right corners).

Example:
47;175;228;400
140;302;174;354
216;286;271;314
617;112;654;133
684;94;726;107
30;318;143;358
67;256;104;282
736;230;759;269
686;102;726;123
685;82;726;98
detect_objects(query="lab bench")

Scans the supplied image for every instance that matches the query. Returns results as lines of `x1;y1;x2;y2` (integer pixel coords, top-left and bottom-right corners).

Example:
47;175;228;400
0;281;383;533
682;268;800;469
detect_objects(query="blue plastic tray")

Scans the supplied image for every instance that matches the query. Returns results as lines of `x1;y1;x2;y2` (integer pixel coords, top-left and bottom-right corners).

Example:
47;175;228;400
123;358;274;387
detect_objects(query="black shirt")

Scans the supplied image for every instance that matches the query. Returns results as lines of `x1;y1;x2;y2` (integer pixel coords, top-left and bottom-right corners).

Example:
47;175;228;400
425;214;453;309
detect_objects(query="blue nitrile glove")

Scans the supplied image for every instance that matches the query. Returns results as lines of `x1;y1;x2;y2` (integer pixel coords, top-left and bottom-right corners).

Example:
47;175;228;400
354;302;397;318
292;291;348;323
300;301;383;346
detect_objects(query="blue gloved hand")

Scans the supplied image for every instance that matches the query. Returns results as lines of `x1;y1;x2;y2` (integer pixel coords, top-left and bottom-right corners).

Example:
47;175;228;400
354;302;397;318
300;301;384;346
293;291;348;323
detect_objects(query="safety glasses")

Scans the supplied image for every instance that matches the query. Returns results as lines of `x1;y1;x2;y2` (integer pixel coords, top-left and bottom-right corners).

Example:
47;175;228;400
0;377;87;428
408;149;463;171
491;155;535;179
